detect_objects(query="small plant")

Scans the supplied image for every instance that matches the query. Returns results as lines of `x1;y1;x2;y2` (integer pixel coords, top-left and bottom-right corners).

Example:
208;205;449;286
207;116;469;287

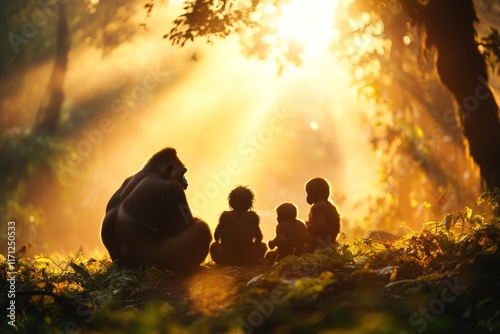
2;191;500;333
477;187;500;216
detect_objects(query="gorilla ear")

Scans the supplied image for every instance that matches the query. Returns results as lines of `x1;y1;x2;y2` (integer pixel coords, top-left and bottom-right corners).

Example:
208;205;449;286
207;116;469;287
160;164;174;179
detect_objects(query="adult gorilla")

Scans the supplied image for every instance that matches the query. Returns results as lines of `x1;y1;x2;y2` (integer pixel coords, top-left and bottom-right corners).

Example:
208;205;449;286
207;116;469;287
101;147;212;270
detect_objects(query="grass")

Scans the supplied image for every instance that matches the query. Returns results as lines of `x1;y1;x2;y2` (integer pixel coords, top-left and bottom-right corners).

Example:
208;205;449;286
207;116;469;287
1;203;500;334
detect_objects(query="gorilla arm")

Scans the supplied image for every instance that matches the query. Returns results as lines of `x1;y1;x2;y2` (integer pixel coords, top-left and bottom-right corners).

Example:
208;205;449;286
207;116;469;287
307;203;328;237
248;211;263;244
117;216;212;269
248;212;267;261
328;203;341;237
312;201;341;240
209;212;231;265
213;212;229;243
295;219;307;244
269;224;288;250
306;202;340;248
119;175;191;235
116;175;212;270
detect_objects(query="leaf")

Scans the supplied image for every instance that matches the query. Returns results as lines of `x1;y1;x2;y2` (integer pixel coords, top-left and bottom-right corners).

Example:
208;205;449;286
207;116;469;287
463;207;473;220
436;187;449;208
70;262;91;281
33;257;52;270
390;268;398;282
247;274;264;285
470;215;485;226
442;213;454;230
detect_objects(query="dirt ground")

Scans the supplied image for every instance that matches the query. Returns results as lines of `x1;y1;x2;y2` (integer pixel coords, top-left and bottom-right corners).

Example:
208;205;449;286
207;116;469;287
142;263;274;314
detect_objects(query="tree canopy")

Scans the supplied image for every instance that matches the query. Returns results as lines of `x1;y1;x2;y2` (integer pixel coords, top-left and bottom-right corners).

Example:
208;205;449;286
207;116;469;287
163;0;500;195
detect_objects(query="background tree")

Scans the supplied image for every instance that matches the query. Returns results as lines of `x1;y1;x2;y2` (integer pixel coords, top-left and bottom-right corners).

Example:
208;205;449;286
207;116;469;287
161;0;500;226
1;0;139;135
0;0;141;251
35;3;69;134
333;0;498;225
164;0;500;186
402;0;500;191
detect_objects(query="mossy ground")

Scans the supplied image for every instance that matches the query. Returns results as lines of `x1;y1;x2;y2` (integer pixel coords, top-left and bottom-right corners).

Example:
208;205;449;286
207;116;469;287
2;202;500;334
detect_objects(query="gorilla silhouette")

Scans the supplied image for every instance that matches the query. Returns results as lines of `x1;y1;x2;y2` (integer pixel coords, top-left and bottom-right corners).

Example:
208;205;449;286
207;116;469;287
101;147;211;270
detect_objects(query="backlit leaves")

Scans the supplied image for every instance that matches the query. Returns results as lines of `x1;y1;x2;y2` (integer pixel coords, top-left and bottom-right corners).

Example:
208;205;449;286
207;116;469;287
166;0;252;46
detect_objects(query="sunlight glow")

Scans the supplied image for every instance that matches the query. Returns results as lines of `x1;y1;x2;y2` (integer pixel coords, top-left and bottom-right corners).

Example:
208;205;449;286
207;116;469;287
276;0;340;60
168;0;184;5
188;270;235;314
3;1;384;254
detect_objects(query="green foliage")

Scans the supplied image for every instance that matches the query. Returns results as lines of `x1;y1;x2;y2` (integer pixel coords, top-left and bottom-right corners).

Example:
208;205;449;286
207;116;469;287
0;131;66;198
165;0;306;71
477;187;500;213
0;130;69;243
0;130;68;228
166;0;254;46
1;249;177;333
0;0;140;77
2;205;499;333
479;28;500;75
334;0;489;231
0;0;57;76
272;244;354;278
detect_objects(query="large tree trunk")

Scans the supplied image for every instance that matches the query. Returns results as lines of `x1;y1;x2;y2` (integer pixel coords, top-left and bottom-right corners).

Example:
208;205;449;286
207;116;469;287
35;4;69;134
409;0;500;191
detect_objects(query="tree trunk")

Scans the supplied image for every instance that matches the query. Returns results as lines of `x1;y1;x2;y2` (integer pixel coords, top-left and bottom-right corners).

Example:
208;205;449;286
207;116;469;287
411;0;500;191
35;4;69;134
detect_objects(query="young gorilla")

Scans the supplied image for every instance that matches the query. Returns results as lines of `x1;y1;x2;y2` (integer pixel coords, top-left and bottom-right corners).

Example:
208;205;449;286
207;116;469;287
100;147;212;270
210;186;267;265
265;202;307;263
303;177;341;253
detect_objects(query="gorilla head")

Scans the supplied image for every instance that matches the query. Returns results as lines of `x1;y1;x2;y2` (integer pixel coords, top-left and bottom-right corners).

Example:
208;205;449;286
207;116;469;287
228;186;255;211
276;202;298;223
305;177;330;205
144;147;189;189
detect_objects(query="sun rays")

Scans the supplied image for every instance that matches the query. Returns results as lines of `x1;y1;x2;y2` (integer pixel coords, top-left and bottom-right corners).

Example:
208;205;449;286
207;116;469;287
276;0;340;60
2;0;381;255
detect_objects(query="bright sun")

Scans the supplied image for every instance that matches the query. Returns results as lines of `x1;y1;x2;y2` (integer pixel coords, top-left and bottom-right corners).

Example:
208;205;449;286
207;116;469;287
276;0;341;59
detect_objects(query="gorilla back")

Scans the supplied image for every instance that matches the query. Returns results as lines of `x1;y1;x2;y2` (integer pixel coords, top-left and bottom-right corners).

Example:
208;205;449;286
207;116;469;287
100;147;212;270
